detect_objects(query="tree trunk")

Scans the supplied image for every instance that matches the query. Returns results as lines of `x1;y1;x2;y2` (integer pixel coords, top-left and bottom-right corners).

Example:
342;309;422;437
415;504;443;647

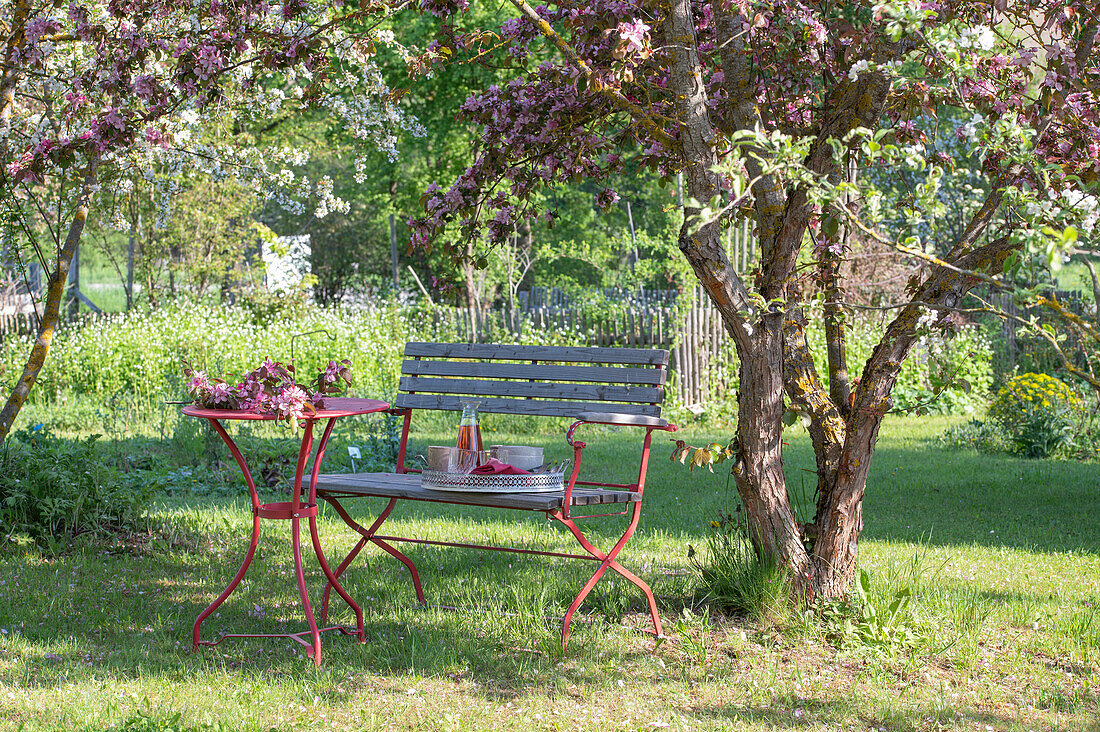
665;0;806;576
734;323;811;577
499;0;1041;605
0;160;99;441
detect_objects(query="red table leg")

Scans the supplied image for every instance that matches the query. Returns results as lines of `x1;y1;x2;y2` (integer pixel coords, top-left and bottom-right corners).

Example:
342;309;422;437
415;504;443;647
306;418;366;643
192;416;365;666
192;418;262;652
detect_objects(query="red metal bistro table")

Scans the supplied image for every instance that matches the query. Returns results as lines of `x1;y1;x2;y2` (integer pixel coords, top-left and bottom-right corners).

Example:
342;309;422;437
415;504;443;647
182;397;389;665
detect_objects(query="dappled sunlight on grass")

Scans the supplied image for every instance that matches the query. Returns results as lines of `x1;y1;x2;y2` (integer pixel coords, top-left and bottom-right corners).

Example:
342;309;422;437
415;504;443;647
1;416;1097;730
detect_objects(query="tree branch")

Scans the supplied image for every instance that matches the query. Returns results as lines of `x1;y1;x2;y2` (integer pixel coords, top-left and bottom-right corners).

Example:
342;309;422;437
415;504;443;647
664;0;752;329
503;0;677;149
0;157;98;440
782;308;845;518
965;291;1100;399
712;4;785;258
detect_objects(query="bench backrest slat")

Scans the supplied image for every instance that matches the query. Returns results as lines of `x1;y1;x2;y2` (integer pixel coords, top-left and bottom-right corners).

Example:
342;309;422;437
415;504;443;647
399;376;663;404
401;359;666;386
404;342;670;366
395;394;662;418
396;342;670;419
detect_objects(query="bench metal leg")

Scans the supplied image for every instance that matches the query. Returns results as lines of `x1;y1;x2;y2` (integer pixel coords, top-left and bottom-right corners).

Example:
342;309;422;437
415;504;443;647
319;495;427;623
553;502;663;649
319;495;660;651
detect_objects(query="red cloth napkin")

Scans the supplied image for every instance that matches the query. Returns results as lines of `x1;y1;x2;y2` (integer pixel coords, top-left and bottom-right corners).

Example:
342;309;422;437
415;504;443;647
470;458;530;475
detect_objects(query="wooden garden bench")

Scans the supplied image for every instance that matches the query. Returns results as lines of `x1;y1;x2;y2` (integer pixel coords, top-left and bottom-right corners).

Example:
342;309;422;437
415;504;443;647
308;342;678;648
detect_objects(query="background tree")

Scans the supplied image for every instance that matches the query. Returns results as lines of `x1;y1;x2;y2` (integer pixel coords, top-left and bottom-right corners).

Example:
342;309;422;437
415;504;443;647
85;170;267;308
286;3;689;306
0;0;421;441
408;0;1100;599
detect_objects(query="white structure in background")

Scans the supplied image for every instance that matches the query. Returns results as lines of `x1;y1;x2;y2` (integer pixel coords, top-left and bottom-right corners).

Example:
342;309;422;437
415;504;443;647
263;235;312;292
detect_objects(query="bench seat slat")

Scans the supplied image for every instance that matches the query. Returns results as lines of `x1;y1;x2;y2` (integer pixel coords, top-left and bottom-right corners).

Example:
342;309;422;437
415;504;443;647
401;360;667;386
311;473;640;511
404;342;669;366
394;393;661;417
398;376;662;404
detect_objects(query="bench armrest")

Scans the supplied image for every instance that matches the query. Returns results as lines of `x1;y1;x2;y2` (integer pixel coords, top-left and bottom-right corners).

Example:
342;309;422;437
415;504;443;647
566;412;678;449
560;413;677;517
574;411;671;429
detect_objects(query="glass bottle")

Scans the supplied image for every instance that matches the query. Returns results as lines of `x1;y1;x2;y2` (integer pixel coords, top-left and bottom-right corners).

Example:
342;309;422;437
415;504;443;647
456;399;483;453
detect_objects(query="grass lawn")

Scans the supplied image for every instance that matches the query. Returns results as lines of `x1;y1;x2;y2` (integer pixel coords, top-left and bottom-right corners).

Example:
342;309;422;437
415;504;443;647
0;415;1097;731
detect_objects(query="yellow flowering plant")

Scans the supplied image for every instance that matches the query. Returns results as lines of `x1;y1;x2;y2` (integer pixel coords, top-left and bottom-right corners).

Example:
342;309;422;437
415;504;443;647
989;373;1083;429
988;373;1084;458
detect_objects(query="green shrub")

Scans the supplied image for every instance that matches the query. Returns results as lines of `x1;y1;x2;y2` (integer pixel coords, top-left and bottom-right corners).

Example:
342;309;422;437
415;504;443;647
802;308;994;416
0;426;155;547
989;372;1083;429
1072;412;1100;458
1009;403;1078;459
939;418;1011;454
988;373;1084;458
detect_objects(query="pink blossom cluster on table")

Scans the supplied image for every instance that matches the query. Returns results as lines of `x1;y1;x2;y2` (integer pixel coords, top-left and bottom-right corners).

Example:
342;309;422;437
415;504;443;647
185;359;353;423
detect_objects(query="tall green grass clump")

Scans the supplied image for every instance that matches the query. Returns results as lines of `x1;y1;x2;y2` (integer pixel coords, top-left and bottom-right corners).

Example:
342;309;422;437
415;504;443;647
1057;604;1100;663
695;514;791;622
0;425;154;548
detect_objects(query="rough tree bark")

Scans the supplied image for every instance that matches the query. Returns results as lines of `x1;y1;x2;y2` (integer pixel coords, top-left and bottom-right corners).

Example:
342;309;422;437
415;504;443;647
0;160;99;441
669;2;1032;600
666;0;811;577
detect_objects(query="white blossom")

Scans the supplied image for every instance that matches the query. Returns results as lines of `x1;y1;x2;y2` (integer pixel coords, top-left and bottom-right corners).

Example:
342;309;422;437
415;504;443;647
848;59;871;81
960;113;985;143
959;25;996;51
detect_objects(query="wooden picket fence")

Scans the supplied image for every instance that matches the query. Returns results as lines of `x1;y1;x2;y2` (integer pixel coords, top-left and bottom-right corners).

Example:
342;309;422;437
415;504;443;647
0;284;37;343
517;287;679;311
428;288;736;408
0;311;34;343
986;288;1094;369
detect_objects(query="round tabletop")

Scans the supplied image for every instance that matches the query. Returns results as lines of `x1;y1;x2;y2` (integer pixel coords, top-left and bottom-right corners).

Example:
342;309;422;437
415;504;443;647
181;397;389;421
